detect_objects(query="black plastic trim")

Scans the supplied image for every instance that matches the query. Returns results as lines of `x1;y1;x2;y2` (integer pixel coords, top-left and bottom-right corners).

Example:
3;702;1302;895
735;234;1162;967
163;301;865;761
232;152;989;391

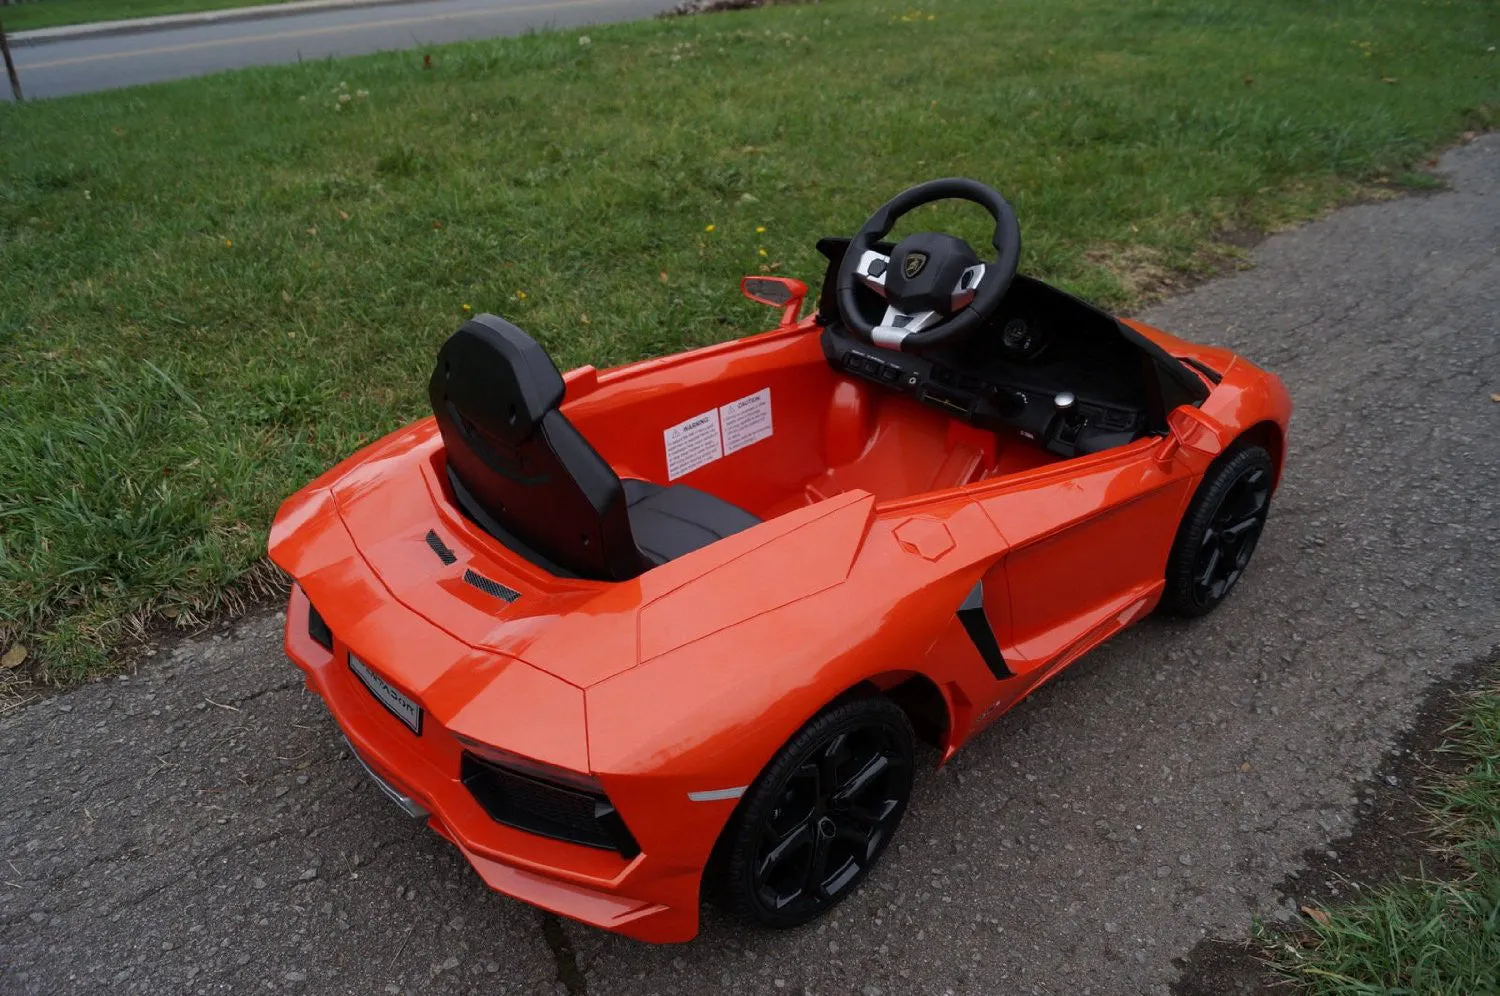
1178;355;1224;385
463;569;520;603
425;529;458;565
957;581;1012;679
460;753;641;858
307;601;333;651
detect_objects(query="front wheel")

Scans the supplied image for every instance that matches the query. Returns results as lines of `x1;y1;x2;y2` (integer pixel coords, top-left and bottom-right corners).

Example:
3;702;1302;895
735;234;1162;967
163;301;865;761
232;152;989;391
713;696;915;929
1161;444;1274;617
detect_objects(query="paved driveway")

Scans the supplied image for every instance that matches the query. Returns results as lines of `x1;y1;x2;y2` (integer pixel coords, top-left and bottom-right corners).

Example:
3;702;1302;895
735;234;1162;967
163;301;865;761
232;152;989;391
4;0;679;100
2;134;1496;995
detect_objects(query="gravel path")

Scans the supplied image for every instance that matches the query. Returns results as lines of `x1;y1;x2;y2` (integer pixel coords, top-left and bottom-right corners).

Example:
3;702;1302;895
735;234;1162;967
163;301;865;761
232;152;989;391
2;134;1497;995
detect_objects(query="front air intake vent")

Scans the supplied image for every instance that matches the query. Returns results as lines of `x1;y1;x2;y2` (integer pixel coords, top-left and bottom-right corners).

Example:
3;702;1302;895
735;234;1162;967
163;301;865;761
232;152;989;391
307;601;333;651
463;569;520;603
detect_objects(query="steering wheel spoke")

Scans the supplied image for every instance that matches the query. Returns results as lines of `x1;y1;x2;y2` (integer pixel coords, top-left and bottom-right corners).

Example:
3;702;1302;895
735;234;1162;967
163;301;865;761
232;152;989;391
951;263;985;312
872;306;940;349
854;250;891;297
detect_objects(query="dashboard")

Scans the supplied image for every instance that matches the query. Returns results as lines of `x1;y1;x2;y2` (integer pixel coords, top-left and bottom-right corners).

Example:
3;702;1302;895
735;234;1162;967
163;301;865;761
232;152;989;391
819;273;1157;458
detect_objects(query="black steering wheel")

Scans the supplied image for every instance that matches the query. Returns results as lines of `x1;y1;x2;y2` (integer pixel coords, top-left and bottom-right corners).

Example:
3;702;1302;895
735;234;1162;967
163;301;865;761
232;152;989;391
836;178;1022;352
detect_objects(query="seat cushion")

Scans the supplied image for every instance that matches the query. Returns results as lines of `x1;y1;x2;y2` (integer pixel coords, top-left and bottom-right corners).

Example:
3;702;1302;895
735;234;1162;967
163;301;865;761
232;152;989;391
622;479;762;565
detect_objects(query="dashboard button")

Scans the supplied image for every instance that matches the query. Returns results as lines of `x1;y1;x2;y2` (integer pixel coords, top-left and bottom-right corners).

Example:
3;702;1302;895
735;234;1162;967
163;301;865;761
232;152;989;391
880;364;901;383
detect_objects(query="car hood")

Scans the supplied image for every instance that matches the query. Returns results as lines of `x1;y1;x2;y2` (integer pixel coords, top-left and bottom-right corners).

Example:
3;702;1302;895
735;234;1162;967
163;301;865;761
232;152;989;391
307;422;875;689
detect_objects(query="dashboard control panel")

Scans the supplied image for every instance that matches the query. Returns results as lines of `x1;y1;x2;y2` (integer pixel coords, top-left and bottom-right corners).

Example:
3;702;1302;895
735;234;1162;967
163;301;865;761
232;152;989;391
823;330;1145;458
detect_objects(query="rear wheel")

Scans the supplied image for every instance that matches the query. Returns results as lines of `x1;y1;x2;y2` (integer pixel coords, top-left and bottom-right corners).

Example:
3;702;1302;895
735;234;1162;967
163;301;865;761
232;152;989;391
1161;444;1273;617
714;696;914;929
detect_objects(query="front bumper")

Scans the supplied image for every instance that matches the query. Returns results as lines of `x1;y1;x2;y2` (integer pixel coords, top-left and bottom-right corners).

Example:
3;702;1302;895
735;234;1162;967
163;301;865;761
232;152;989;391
281;585;704;943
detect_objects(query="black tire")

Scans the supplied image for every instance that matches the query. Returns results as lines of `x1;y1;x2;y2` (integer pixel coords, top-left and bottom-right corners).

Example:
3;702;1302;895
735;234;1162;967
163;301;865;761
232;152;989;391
713;696;914;929
1161;443;1274;617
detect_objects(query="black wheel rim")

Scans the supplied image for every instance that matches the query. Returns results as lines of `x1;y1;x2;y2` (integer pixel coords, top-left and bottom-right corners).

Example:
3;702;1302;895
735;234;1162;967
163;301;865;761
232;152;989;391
1191;465;1270;607
751;724;908;914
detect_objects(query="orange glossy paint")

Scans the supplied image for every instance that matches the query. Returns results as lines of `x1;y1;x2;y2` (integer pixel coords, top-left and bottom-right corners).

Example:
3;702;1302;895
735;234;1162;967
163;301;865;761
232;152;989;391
268;309;1290;943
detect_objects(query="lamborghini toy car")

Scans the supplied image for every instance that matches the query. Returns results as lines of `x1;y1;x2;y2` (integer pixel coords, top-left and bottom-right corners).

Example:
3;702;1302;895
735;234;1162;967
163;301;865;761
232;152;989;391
268;178;1290;943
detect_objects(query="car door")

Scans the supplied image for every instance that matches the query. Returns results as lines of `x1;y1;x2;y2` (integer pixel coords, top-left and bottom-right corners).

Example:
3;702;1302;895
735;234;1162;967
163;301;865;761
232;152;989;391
975;437;1198;684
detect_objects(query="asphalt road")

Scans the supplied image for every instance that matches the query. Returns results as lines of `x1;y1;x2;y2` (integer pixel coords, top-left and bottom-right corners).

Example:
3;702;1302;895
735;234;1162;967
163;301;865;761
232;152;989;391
4;0;678;100
2;134;1498;996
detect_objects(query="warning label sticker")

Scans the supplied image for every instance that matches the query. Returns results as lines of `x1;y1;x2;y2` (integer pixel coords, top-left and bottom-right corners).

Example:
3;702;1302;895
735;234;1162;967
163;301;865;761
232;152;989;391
663;388;774;480
720;387;773;455
664;409;723;481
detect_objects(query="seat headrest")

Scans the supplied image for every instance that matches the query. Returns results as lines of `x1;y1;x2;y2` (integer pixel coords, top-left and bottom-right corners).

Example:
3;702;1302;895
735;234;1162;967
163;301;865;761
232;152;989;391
432;315;565;446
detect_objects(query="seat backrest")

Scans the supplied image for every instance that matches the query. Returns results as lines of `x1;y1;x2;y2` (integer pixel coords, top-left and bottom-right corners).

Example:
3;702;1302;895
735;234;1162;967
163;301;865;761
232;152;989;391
429;315;645;581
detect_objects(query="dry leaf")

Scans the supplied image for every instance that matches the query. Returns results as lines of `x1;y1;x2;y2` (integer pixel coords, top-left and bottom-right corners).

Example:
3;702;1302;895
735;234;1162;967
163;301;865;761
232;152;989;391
1239;761;1252;773
1491;393;1500;403
281;290;292;303
1;645;27;670
1301;905;1330;924
659;271;669;283
1381;77;1399;84
338;210;350;221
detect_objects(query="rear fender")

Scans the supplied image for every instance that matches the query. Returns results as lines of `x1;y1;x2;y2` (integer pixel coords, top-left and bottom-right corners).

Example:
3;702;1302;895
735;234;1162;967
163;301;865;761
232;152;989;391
585;501;1006;864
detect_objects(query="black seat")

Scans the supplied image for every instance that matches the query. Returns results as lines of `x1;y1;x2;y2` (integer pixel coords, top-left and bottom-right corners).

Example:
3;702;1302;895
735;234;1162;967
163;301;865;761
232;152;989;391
623;479;762;566
430;315;760;581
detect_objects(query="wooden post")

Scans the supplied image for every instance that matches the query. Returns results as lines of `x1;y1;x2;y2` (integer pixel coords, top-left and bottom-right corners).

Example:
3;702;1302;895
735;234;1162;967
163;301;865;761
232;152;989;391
0;11;21;102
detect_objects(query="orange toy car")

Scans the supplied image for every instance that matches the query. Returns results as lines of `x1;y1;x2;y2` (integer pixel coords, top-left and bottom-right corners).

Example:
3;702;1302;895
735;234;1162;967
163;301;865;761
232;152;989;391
268;178;1290;942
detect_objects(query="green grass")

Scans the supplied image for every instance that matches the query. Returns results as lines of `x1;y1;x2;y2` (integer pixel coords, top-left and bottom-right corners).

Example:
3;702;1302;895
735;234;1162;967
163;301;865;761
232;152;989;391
1268;679;1500;995
1;0;1497;681
1;0;289;32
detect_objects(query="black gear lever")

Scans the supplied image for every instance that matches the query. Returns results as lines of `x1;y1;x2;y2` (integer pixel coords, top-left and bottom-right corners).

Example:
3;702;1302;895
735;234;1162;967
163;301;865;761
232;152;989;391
1054;391;1083;426
1053;391;1086;445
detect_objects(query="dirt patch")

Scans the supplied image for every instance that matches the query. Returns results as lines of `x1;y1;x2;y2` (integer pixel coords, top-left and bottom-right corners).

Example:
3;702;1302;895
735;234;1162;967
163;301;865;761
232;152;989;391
1171;647;1500;994
1172;939;1278;996
0;661;36;716
1213;227;1265;251
1099;241;1252;316
1083;244;1182;301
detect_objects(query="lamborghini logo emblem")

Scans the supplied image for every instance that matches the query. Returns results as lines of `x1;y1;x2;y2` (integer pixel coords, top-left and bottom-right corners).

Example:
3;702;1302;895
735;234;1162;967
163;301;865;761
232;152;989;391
903;252;928;278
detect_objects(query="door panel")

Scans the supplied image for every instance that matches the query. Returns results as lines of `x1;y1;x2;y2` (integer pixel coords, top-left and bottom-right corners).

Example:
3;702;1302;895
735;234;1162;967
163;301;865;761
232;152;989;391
977;440;1195;671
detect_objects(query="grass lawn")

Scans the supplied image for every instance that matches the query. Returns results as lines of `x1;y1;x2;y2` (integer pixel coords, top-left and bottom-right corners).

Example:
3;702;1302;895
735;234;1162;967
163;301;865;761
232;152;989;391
1269;676;1500;994
1;0;1497;682
1;0;289;33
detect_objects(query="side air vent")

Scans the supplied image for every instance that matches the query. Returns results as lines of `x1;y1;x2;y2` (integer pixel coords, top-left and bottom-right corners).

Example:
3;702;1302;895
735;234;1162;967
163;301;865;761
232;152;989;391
425;529;458;565
957;581;1011;679
464;569;520;603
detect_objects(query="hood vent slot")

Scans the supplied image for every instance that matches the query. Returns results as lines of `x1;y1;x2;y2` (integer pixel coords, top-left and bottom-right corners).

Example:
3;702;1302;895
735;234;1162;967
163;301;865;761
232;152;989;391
463;568;520;603
426;529;458;566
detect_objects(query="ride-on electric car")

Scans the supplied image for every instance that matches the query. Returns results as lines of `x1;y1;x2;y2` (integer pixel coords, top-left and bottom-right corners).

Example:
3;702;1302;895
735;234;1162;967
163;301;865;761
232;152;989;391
268;179;1291;942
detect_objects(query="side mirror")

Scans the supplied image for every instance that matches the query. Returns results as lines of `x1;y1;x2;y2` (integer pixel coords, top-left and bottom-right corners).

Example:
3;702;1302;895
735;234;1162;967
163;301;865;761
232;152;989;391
741;276;809;328
1158;406;1225;465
